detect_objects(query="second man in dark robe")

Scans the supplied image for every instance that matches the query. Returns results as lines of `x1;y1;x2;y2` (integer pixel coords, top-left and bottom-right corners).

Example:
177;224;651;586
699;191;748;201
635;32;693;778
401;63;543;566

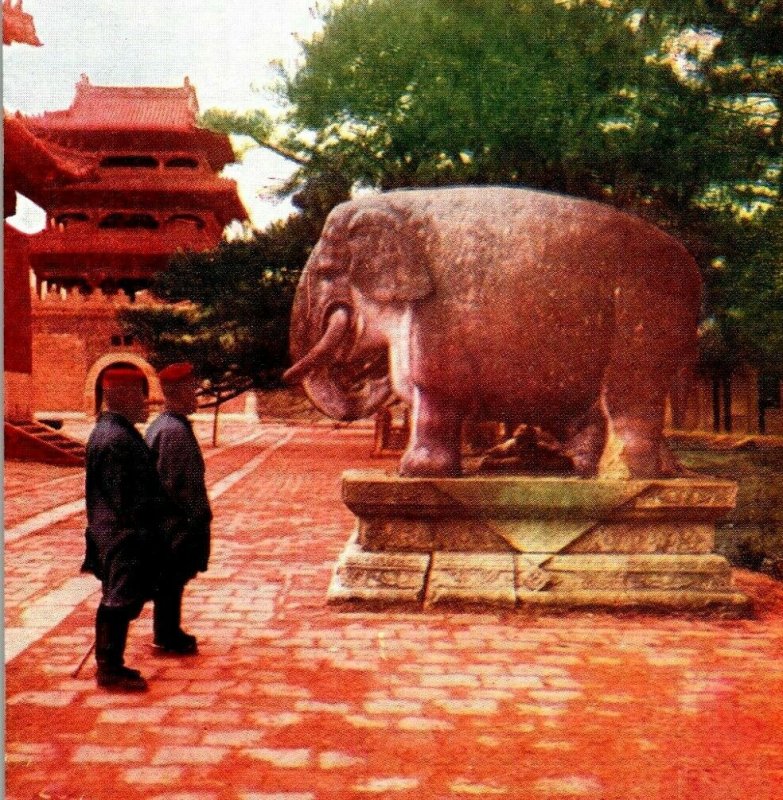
145;362;212;654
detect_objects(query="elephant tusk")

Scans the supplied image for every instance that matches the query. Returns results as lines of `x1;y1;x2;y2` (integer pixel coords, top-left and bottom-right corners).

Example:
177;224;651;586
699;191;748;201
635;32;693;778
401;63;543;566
283;306;351;385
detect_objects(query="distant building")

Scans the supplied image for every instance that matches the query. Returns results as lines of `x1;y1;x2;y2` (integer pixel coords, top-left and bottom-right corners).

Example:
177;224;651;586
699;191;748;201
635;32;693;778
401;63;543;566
10;76;248;421
25;75;245;296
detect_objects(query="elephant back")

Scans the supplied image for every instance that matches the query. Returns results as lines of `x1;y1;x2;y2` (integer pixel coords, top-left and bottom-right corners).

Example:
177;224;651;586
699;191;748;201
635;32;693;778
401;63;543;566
376;187;700;422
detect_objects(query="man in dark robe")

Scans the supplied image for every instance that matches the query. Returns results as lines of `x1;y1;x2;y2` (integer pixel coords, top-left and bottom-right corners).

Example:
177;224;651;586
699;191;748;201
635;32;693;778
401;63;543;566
145;362;211;654
83;368;165;691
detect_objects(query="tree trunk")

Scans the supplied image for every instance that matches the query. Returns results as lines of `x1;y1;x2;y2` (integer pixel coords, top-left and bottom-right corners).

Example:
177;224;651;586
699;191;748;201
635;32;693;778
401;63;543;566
722;375;732;433
712;376;721;433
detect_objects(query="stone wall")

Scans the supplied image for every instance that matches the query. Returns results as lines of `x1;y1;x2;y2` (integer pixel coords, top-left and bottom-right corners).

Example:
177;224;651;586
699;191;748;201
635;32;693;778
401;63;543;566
31;286;157;414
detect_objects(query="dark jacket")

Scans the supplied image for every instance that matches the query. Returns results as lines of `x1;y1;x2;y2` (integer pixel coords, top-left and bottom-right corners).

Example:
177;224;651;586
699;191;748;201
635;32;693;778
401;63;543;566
83;411;166;608
145;411;211;585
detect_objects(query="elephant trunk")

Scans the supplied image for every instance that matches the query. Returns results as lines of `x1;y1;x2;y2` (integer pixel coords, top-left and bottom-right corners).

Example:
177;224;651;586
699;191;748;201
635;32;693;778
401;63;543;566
286;286;393;422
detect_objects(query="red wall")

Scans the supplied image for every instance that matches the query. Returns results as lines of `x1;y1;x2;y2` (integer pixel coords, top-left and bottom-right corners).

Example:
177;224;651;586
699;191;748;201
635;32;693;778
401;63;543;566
3;223;33;374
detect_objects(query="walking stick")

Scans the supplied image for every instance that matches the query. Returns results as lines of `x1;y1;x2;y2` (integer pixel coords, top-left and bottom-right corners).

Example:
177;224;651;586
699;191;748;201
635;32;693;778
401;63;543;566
72;640;95;678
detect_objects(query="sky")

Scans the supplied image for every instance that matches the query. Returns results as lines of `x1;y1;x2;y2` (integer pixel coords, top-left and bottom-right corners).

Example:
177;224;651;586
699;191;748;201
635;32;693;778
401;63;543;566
3;0;330;232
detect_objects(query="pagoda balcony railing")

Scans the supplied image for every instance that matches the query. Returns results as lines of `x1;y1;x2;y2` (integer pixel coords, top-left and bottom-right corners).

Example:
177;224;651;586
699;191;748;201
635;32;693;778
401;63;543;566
27;225;224;285
30;222;222;249
39;175;246;227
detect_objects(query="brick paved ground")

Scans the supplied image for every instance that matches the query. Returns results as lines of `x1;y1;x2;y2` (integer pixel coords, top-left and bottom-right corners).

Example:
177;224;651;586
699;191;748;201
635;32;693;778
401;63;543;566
5;422;783;800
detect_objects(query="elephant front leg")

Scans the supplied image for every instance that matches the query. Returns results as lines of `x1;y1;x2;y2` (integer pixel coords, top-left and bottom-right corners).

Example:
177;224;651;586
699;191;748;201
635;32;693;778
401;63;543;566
599;410;665;479
400;386;463;477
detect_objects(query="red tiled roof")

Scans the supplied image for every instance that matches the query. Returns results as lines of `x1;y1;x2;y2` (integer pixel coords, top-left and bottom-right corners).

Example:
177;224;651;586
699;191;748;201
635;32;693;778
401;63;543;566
3;113;96;216
32;75;200;130
3;0;42;46
26;76;238;171
4;114;95;177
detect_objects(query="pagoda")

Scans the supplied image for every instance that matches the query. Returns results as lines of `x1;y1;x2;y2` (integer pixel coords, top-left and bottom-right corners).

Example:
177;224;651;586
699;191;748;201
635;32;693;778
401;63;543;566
8;75;248;425
25;75;247;295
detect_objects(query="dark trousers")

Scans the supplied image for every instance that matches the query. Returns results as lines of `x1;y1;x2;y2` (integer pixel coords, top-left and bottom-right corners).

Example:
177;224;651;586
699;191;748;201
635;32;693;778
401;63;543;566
153;583;186;643
95;601;142;670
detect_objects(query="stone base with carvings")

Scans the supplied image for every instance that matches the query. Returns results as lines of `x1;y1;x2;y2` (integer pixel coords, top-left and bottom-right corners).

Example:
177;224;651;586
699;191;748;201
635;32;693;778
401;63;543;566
326;471;751;616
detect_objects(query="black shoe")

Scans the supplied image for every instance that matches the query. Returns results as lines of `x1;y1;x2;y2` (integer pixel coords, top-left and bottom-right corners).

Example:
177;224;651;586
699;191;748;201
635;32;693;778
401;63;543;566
153;630;198;655
96;664;148;692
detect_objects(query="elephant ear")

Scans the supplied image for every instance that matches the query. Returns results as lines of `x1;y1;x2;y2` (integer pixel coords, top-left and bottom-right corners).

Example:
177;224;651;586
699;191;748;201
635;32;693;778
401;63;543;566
346;205;434;303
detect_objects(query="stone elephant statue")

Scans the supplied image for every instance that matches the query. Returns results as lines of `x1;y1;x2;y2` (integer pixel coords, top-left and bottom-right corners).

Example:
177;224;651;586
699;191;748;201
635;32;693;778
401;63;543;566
283;187;701;479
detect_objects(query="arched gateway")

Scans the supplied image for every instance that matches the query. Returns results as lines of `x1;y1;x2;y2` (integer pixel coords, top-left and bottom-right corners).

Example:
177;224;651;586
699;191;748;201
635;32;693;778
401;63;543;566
84;353;162;416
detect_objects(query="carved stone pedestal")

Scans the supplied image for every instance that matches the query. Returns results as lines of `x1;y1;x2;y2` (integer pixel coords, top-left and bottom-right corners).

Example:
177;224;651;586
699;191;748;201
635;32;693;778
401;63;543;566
327;470;751;616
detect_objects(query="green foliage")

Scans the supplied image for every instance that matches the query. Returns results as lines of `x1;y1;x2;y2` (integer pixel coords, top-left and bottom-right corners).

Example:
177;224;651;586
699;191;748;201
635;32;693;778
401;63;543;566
700;206;783;373
634;0;783;374
120;224;310;393
201;107;275;146
638;0;783;66
200;108;307;165
282;0;746;216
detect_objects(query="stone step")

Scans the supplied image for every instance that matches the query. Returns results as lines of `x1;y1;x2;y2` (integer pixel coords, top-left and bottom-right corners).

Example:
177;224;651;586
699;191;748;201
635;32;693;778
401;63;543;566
427;553;734;603
4;420;86;466
533;553;732;592
328;541;749;616
329;536;429;605
344;470;738;521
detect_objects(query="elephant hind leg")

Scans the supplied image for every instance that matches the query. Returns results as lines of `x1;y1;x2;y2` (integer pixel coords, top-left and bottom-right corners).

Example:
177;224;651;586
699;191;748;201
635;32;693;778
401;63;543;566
599;265;697;478
600;368;669;479
400;386;463;477
563;404;606;478
599;411;664;479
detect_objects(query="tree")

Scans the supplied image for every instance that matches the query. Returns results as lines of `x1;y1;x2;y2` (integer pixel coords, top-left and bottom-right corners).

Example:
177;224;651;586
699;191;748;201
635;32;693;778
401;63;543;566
119;214;320;442
281;0;751;220
698;205;783;398
276;0;781;396
200;107;307;166
122;236;298;378
636;0;783;385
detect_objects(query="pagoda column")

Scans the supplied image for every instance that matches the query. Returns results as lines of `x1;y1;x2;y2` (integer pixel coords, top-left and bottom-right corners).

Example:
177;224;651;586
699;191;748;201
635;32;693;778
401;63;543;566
4;223;34;420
